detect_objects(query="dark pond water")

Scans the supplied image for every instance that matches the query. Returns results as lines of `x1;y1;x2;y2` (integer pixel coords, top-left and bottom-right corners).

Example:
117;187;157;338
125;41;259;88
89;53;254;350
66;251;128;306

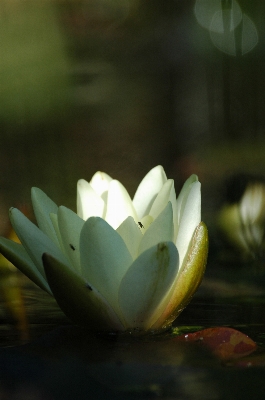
1;267;265;399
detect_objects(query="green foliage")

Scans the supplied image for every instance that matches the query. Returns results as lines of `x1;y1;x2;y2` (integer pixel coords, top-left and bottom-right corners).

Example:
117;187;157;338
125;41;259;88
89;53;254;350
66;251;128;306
0;2;70;124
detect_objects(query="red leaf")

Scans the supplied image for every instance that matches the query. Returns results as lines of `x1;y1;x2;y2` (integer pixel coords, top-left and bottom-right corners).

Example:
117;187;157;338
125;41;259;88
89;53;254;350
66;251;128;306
174;327;257;361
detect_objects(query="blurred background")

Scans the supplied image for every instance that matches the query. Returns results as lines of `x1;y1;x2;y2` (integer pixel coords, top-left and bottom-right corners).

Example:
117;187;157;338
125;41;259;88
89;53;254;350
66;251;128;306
0;0;265;266
1;3;265;396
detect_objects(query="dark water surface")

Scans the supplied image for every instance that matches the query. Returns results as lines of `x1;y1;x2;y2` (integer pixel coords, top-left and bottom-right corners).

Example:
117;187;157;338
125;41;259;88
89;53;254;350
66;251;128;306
0;270;265;399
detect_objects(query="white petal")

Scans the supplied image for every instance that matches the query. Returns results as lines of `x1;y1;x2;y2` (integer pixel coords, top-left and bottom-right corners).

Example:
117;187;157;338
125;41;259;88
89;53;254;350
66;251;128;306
105;180;138;230
31;187;59;246
57;206;85;272
138;202;174;255
119;241;179;331
165;182;178;241
175;181;201;270
90;171;113;196
10;208;70;279
80;217;133;319
77;179;105;220
149;179;174;220
0;237;52;294
133;165;167;219
116;217;142;260
176;174;198;227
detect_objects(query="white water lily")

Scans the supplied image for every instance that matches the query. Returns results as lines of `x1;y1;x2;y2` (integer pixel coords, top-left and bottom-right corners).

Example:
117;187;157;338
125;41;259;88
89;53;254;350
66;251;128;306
0;166;208;333
218;182;265;258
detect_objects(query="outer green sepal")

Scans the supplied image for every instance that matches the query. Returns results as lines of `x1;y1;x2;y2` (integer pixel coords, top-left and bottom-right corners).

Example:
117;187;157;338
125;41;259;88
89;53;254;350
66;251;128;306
31;187;59;245
151;222;208;330
43;253;125;332
0;237;52;294
9;207;70;278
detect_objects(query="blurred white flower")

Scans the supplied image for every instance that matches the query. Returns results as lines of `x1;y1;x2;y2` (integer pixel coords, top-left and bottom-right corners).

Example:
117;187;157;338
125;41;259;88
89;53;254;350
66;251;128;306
0;166;208;334
219;182;265;258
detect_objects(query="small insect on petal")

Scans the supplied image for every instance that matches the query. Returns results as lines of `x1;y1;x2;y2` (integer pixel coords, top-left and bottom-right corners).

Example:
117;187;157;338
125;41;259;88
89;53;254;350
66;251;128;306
69;244;76;251
138;222;144;228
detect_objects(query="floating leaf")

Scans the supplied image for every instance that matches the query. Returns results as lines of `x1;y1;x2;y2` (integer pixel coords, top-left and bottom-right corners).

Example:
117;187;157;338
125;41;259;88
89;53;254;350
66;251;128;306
175;327;257;361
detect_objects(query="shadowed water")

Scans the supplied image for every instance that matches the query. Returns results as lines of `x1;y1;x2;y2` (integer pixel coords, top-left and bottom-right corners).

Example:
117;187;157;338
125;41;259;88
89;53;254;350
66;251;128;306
0;269;265;399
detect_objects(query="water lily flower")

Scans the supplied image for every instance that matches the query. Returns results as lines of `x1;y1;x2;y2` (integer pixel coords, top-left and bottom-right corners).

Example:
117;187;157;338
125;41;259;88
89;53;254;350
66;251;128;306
0;166;208;334
218;181;265;258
